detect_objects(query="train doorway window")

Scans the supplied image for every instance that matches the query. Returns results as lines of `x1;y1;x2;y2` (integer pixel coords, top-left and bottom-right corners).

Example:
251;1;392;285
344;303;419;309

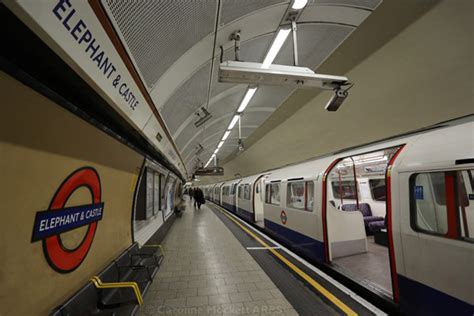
325;147;401;298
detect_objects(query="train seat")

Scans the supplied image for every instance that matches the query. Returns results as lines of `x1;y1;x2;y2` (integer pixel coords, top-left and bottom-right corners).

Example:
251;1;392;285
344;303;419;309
341;203;385;234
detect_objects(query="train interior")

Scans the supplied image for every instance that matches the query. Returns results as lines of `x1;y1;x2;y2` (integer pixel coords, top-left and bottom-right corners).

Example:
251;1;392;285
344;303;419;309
326;147;400;297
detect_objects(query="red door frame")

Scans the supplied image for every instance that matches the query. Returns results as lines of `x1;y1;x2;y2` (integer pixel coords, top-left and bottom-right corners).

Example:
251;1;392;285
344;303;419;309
321;145;405;303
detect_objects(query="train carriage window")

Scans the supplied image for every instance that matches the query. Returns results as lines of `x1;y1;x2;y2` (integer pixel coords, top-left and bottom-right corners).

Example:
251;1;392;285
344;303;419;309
265;183;280;206
223;186;230;196
410;172;448;234
410;169;473;243
244;184;251;200
287;181;314;211
369;179;386;201
332;180;357;200
238;185;244;199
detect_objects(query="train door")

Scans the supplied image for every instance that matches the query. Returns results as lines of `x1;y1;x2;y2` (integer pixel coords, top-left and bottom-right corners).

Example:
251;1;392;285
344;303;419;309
323;146;402;298
396;167;474;313
254;177;265;226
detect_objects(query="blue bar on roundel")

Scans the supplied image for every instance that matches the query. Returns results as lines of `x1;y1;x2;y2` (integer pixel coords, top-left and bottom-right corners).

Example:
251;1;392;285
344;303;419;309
31;202;104;242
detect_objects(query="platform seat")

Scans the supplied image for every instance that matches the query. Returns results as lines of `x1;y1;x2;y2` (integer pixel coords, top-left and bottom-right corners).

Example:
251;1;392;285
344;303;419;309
341;203;385;234
51;242;164;316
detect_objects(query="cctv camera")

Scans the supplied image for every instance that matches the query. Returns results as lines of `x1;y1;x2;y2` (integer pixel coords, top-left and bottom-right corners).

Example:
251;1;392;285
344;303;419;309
325;88;348;112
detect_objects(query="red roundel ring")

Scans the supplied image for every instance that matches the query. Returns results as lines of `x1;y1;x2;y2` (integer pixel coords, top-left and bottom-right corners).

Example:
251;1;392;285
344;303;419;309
43;167;101;272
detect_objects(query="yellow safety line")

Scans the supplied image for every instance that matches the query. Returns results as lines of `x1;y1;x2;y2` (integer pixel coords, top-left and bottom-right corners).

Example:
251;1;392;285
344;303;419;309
217;208;358;316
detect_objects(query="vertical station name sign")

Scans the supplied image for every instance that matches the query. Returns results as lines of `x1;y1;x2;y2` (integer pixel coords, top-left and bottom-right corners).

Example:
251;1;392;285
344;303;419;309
31;167;104;273
51;0;140;110
4;0;188;177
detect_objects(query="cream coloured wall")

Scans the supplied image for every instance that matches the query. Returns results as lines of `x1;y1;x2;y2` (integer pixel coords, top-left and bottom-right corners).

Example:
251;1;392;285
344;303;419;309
0;71;144;315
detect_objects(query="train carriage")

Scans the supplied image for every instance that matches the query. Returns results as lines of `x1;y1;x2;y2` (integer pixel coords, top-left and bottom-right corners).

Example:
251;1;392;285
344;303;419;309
207;117;474;315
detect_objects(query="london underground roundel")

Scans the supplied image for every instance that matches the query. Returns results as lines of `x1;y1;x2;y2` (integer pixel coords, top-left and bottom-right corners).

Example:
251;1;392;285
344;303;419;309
31;167;104;273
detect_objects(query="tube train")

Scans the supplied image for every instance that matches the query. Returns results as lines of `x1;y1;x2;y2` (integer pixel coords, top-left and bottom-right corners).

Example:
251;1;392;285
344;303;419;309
199;116;473;315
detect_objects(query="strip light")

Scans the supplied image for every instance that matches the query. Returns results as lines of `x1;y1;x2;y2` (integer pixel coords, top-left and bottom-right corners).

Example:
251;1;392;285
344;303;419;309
222;130;231;141
228;115;240;130
262;28;291;69
237;87;258;112
292;0;308;10
200;24;293;170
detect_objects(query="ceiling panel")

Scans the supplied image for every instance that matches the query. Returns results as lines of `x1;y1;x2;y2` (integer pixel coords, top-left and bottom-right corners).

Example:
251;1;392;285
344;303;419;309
160;62;212;135
220;0;289;25
103;0;217;88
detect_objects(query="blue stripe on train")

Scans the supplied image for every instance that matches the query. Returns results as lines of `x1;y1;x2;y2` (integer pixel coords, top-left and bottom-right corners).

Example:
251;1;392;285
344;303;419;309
236;206;254;223
221;202;254;223
264;219;325;263
221;201;235;213
398;274;472;316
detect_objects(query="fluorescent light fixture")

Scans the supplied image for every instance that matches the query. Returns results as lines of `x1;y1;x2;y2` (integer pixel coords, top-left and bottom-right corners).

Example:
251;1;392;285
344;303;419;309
222;130;231;141
217;141;224;149
262;28;291;69
292;0;308;10
228;115;240;130
213;148;219;155
237;87;257;112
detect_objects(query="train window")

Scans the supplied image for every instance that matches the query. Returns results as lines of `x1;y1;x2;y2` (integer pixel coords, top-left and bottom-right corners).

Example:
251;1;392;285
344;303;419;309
410;170;473;242
287;181;314;211
231;184;237;195
223;186;230;196
332;180;357;200
369;179;386;201
243;184;251;200
410;173;448;235
265;183;281;206
238;185;244;199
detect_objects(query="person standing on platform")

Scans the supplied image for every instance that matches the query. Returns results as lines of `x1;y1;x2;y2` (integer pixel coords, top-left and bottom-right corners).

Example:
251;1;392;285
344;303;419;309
194;188;205;209
189;187;195;202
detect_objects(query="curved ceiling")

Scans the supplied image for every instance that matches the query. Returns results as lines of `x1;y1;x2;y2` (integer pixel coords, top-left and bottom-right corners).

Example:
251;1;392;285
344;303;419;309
102;0;382;176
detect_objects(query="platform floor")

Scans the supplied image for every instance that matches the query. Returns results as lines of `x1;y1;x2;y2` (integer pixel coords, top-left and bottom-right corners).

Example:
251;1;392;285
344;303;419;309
138;198;383;315
138;199;297;315
333;236;392;296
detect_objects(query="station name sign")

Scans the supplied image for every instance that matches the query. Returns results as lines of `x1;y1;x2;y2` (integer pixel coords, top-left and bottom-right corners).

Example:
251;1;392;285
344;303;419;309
194;167;224;176
31;203;104;242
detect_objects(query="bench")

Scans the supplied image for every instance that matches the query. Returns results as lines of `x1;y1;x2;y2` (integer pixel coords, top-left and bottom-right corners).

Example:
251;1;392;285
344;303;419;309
51;242;164;316
341;203;385;235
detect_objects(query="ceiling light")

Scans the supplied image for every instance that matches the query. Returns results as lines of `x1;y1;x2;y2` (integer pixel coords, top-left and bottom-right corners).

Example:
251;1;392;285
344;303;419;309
292;0;308;10
262;28;291;69
222;130;231;141
214;148;219;155
217;141;224;149
228;115;240;130
237;87;257;112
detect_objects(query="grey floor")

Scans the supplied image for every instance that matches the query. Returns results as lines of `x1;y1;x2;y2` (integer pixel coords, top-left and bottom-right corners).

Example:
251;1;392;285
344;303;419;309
333;236;392;296
138;198;297;315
